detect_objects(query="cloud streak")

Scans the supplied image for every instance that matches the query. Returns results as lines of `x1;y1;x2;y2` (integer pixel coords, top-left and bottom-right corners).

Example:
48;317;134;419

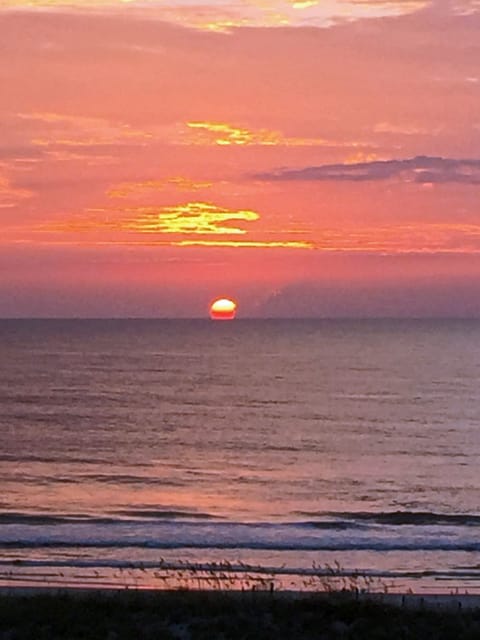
46;202;259;235
22;220;480;254
185;121;341;147
124;202;259;235
0;173;33;206
36;201;313;248
107;177;213;198
0;0;429;32
19;112;153;149
255;156;480;185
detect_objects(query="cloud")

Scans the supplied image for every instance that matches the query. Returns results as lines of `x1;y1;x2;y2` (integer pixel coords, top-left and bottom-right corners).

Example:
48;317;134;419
32;200;313;249
18;112;153;149
45;202;258;235
33;209;480;254
373;122;438;135
0;173;33;206
255;156;480;184
15;218;480;254
186;121;285;146
107;177;213;198
17;113;366;156
164;239;312;248
183;121;371;148
311;223;480;254
124;202;259;235
0;0;429;31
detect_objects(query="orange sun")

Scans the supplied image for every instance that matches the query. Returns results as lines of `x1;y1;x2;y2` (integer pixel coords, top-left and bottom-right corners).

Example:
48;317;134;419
209;297;237;320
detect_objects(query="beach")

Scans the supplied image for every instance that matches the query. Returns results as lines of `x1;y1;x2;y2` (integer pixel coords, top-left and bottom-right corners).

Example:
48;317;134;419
1;588;480;639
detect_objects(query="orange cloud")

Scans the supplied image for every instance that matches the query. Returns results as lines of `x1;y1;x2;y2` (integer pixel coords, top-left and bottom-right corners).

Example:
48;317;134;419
123;202;259;235
164;0;427;32
107;177;213;198
291;1;319;9
34;199;314;249
186;121;282;146
374;122;439;135
0;0;428;31
312;223;480;254
43;202;259;235
34;201;480;255
0;174;32;207
19;112;153;149
173;239;312;248
184;121;369;148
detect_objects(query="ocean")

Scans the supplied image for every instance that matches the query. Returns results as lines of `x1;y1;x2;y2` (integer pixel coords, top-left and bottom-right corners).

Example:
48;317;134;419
1;318;479;593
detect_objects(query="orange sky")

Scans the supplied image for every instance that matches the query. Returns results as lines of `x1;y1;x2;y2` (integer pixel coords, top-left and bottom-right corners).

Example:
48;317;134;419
2;0;480;316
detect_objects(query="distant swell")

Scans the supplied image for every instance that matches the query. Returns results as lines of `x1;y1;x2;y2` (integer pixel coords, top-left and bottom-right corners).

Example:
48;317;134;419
77;474;185;487
0;510;219;525
2;510;480;554
301;511;480;527
0;513;118;526
4;510;479;528
112;509;221;520
2;539;480;552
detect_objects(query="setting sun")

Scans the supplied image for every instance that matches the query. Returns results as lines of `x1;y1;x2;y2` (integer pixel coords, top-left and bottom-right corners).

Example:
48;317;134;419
209;297;237;320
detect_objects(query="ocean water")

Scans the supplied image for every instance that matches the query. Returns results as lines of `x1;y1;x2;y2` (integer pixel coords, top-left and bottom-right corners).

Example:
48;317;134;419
1;318;480;593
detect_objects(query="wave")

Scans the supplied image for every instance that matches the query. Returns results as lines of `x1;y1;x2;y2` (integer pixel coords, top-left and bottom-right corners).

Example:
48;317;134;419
0;510;219;525
2;538;480;552
298;521;357;530
5;509;479;528
76;474;185;486
0;513;119;525
2;511;480;553
298;511;480;527
2;473;185;487
112;509;221;520
2;509;480;532
0;454;115;465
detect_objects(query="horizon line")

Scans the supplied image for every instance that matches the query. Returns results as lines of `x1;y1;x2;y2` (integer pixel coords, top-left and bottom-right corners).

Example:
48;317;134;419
2;316;480;321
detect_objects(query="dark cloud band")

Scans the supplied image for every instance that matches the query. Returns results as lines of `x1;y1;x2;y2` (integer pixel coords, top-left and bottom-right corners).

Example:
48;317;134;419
255;156;480;185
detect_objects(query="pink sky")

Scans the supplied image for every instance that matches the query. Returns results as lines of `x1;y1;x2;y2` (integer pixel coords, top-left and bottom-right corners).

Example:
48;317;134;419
2;0;480;316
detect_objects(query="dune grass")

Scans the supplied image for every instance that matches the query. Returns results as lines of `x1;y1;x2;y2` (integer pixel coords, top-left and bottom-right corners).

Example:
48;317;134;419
1;590;480;639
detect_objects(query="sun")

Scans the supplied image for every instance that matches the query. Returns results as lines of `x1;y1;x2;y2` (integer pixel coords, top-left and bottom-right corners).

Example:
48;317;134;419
209;297;237;320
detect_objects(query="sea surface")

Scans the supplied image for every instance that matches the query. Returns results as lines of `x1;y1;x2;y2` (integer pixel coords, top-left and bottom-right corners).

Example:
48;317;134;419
1;318;480;593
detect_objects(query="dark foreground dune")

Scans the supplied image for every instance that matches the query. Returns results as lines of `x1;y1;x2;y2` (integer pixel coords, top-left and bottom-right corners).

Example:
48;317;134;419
1;590;480;639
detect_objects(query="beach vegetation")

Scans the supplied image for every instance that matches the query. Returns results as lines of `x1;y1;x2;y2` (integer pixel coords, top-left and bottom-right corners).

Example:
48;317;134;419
1;590;480;639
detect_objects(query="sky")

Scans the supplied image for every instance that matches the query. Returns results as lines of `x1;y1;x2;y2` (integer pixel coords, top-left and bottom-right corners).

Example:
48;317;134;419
1;0;480;317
